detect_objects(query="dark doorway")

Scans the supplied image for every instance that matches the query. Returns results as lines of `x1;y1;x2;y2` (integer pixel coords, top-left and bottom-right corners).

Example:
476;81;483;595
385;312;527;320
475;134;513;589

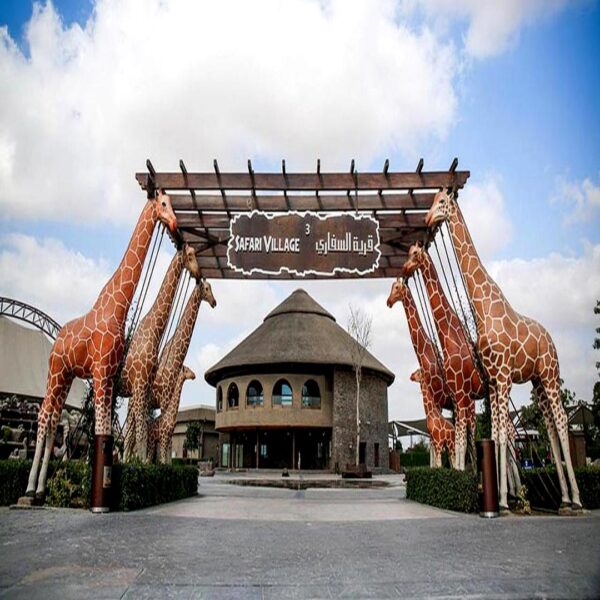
359;442;367;466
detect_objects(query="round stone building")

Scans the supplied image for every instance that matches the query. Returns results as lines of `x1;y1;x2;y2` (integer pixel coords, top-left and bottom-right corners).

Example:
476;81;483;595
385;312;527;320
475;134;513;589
205;289;395;472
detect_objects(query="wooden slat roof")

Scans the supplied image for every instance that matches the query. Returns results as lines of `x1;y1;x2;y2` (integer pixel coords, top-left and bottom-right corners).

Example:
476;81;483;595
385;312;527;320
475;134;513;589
136;158;469;279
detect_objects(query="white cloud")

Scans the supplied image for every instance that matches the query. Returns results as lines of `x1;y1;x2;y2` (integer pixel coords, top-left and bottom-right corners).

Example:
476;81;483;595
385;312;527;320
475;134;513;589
553;175;600;225
458;176;514;260
0;0;457;225
0;233;110;324
402;0;571;58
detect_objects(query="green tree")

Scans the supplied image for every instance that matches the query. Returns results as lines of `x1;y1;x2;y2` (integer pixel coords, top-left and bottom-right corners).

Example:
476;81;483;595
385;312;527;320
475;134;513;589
184;420;205;459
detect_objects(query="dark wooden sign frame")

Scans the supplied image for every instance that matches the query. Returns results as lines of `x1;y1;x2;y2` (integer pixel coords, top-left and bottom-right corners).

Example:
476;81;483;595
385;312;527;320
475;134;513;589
135;158;469;279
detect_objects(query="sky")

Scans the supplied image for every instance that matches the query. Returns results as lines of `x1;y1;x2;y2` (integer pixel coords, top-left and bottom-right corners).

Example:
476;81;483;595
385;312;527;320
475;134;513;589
0;0;599;423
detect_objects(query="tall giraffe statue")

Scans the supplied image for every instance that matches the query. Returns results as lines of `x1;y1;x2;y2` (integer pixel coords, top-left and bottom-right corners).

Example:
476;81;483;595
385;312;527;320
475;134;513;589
151;278;217;462
25;192;177;498
147;365;196;464
122;244;200;462
402;243;482;470
387;278;455;467
409;368;455;467
426;190;581;511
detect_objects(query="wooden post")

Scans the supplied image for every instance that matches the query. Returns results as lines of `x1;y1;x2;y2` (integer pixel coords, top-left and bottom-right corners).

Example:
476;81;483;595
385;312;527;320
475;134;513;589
256;428;259;469
292;430;296;470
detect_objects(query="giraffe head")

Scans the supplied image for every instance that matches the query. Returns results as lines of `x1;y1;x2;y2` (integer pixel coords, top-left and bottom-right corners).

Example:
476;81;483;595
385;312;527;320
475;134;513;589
153;190;178;233
425;188;457;228
409;368;422;383
402;242;427;277
386;277;409;308
182;365;196;381
182;244;201;280
200;277;217;308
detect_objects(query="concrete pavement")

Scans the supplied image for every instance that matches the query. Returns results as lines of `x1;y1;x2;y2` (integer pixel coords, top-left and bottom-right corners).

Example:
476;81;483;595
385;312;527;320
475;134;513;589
1;480;599;599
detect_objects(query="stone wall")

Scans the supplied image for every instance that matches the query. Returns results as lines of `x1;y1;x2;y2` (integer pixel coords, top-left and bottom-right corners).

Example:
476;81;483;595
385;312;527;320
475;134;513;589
332;368;389;473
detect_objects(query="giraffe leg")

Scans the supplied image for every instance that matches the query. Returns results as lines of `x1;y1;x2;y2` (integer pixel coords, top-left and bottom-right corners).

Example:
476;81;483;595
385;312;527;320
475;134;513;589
496;377;512;512
534;381;570;507
132;381;150;463
432;442;442;468
93;370;114;436
26;365;72;496
454;401;468;471
541;377;582;509
123;413;136;461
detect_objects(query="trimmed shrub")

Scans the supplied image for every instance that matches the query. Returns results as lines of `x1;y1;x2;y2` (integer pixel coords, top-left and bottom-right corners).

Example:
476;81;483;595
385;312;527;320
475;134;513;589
0;460;32;506
521;465;600;510
1;460;197;511
406;467;478;513
399;451;430;468
113;463;198;511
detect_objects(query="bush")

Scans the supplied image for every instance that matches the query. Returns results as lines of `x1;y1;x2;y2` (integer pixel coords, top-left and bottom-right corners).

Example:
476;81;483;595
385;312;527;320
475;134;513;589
521;465;600;510
0;460;32;506
46;461;91;509
399;451;430;468
406;467;478;513
0;460;197;511
113;463;198;511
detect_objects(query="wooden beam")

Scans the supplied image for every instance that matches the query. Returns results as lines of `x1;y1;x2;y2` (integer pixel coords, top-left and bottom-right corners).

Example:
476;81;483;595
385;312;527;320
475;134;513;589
136;170;470;192
169;192;436;212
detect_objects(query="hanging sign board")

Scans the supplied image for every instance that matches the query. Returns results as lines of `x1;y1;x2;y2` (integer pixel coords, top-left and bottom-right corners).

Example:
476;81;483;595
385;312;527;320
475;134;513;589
227;211;381;277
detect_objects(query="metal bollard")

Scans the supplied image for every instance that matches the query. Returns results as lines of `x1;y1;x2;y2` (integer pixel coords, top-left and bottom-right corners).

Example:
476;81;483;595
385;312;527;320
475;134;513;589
476;439;499;518
91;434;113;513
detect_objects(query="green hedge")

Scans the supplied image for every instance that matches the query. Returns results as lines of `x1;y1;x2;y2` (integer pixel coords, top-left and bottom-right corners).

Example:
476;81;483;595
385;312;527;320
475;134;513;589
0;460;198;511
521;466;600;510
114;463;198;511
406;467;478;513
0;460;32;506
399;451;430;468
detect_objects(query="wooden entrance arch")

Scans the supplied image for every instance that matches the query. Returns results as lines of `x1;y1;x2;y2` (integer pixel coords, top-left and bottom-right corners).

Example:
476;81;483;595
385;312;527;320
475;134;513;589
136;158;469;279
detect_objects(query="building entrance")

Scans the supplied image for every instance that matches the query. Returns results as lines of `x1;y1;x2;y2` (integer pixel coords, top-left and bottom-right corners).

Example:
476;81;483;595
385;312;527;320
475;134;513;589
224;428;331;470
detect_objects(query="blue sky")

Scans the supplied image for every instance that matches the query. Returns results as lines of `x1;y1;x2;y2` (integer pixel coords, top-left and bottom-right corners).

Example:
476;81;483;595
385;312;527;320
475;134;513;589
1;0;599;419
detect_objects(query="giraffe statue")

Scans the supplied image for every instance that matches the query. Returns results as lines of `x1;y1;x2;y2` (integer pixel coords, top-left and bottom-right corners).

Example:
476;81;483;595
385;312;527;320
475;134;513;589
148;365;196;464
426;189;581;511
151;278;217;462
122;244;200;462
387;278;455;467
409;368;455;467
402;243;482;470
25;192;177;498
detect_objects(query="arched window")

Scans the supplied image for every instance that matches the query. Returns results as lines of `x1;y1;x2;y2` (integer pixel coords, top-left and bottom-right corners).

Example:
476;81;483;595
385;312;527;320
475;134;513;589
227;382;239;409
302;379;321;409
272;379;293;407
246;380;264;407
216;386;223;412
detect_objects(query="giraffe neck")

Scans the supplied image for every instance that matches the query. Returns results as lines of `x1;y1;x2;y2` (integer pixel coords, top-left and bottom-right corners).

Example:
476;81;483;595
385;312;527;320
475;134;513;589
93;201;157;324
139;251;185;337
164;285;202;371
447;206;507;324
420;255;463;350
165;371;187;418
401;289;436;365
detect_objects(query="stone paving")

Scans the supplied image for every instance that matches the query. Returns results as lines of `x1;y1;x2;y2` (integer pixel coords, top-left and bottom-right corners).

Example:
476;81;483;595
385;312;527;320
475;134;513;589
1;477;599;599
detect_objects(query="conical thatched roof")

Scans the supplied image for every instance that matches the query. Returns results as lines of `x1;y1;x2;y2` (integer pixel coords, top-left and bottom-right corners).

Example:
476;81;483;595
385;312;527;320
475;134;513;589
205;289;394;386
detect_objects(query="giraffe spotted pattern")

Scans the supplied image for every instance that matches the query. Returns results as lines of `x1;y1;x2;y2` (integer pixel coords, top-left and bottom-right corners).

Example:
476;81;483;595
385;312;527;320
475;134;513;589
151;279;217;464
26;192;178;498
122;244;200;462
387;280;455;468
426;189;581;510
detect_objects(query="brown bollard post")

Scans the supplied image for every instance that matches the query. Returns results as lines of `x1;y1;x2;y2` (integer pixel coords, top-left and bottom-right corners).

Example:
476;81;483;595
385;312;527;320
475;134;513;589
476;439;499;518
91;434;113;513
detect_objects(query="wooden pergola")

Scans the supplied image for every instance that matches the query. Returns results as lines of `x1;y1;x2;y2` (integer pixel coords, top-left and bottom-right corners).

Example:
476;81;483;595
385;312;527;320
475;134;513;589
135;158;469;279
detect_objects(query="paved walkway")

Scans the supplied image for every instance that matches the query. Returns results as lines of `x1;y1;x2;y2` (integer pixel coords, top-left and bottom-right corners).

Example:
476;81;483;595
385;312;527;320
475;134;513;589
1;480;599;599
